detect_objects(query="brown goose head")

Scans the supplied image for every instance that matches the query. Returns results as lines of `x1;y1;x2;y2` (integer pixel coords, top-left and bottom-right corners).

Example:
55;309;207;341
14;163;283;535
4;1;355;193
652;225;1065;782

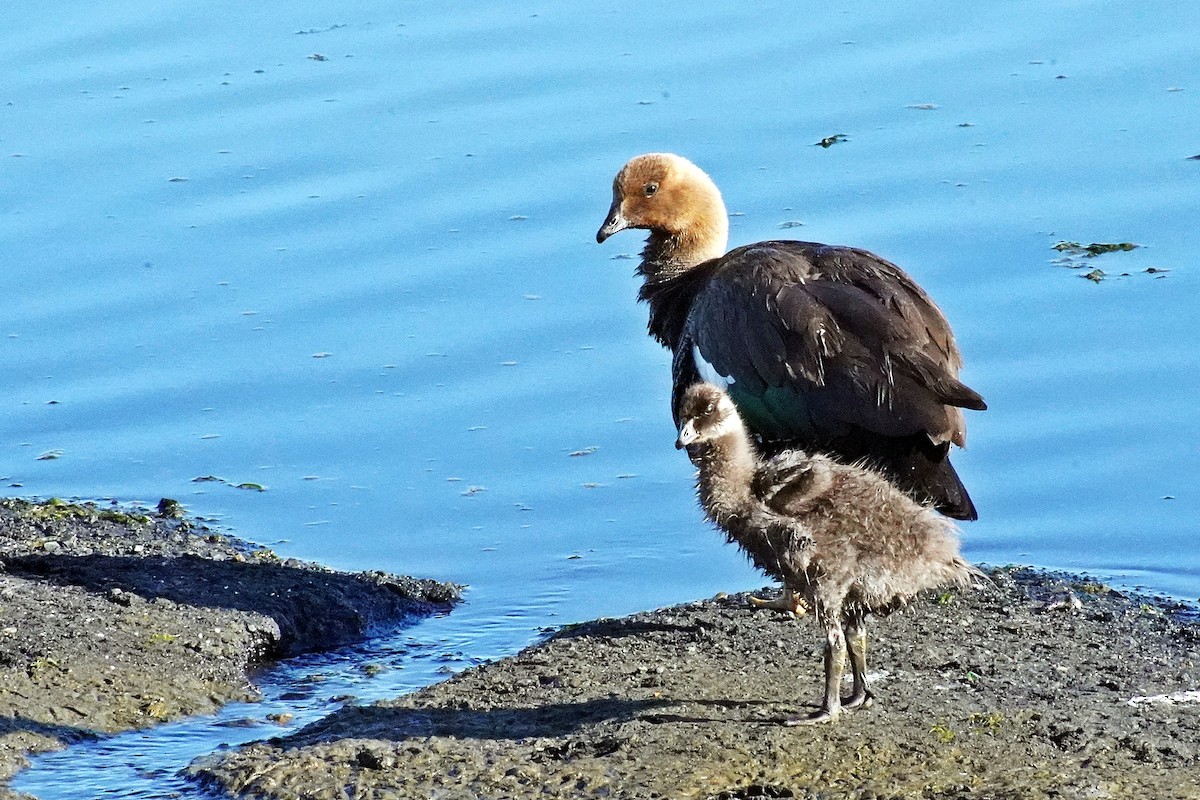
596;153;729;268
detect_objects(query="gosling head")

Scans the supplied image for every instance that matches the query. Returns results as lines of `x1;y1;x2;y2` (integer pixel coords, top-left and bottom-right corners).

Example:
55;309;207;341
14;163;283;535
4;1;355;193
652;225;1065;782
596;153;728;264
676;383;742;450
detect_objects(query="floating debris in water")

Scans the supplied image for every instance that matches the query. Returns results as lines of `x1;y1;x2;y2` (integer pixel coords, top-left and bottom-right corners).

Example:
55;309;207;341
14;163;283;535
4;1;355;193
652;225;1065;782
778;220;804;229
569;446;598;457
1188;154;1200;160
191;475;267;492
1050;239;1161;283
814;133;848;148
907;103;939;110
167;176;188;182
1053;241;1139;257
509;215;528;221
307;53;328;61
461;486;486;496
36;450;63;461
312;352;332;358
295;24;347;35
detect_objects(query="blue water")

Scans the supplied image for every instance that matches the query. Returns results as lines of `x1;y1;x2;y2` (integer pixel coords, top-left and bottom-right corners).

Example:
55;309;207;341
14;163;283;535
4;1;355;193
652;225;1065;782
5;0;1199;796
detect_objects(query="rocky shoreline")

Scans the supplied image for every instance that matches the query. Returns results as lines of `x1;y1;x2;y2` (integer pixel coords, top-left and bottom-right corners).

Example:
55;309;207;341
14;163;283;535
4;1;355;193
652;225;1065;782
3;499;1200;799
191;570;1200;800
0;498;460;799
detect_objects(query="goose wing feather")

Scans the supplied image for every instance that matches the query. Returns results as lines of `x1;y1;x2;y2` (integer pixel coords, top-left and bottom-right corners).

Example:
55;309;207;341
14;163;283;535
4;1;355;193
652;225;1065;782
681;241;985;448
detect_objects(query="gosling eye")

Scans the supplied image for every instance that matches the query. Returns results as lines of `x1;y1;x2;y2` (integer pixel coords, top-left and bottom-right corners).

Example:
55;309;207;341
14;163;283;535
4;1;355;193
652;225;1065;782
643;182;659;197
703;402;715;416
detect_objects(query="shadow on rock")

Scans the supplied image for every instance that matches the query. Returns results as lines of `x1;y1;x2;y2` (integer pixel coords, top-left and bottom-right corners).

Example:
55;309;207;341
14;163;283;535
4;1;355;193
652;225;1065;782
5;553;457;657
271;696;677;747
552;617;713;643
0;716;98;746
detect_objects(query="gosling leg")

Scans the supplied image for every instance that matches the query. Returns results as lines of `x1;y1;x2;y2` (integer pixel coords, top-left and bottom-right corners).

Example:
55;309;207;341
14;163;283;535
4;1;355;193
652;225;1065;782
785;609;844;725
842;613;872;710
748;587;809;617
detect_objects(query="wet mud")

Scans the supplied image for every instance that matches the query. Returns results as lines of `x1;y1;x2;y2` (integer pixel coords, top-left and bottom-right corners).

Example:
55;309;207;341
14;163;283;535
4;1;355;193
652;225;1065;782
192;569;1200;800
0;498;459;798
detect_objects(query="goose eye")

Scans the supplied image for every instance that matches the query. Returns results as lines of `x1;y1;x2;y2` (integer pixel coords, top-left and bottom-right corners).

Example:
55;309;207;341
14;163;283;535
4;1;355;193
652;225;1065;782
643;182;659;197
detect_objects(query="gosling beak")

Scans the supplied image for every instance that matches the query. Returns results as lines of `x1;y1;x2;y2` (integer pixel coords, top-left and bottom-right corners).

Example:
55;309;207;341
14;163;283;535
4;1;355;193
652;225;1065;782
596;200;629;243
675;420;698;450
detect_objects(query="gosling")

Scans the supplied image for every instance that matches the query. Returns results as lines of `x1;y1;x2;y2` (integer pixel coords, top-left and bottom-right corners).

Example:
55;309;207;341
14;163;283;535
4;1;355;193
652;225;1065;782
676;382;982;724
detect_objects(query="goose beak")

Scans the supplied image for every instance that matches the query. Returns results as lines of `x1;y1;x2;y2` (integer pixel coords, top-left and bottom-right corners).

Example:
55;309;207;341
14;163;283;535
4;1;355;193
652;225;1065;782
596;201;629;243
675;420;698;450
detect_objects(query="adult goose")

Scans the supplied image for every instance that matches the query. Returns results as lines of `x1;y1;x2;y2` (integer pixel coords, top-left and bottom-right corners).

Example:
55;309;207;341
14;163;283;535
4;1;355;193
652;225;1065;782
675;382;982;724
596;153;986;522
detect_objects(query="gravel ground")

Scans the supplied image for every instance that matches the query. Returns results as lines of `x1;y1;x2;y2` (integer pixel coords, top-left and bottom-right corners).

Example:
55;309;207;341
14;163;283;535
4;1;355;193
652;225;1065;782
0;498;460;799
190;568;1200;800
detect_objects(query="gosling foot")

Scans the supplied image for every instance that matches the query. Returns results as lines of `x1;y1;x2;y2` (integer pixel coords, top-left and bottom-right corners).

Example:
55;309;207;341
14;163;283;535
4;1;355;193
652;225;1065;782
843;690;874;710
783;692;872;725
748;589;809;617
783;707;840;726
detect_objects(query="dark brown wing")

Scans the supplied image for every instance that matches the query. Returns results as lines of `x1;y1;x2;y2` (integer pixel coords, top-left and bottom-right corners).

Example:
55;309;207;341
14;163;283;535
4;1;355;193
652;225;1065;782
674;241;985;519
